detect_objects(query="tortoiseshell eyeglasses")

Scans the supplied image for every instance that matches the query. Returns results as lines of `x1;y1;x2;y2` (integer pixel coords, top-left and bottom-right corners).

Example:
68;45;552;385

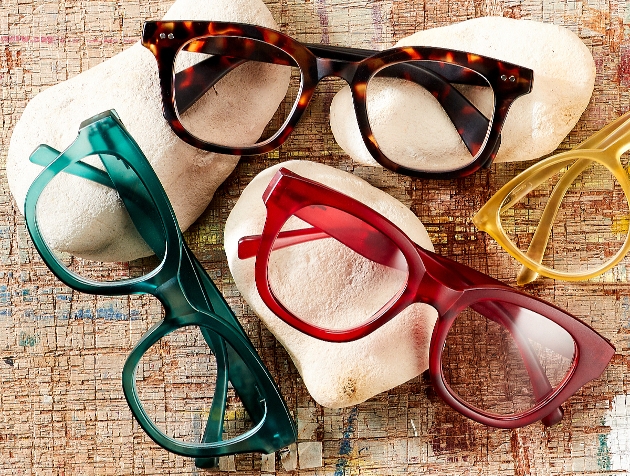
142;21;533;179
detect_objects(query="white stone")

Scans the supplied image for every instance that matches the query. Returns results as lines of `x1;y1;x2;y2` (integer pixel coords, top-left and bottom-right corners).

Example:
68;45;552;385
329;16;595;172
7;0;288;262
224;160;438;408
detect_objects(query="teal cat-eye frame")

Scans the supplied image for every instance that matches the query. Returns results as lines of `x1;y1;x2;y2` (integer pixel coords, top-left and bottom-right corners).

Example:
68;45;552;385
24;110;297;466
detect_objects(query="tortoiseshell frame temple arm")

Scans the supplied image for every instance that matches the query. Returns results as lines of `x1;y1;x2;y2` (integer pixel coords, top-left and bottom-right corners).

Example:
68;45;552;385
142;20;533;179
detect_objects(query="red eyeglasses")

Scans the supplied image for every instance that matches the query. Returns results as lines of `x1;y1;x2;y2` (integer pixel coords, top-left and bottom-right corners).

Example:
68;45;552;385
236;167;614;428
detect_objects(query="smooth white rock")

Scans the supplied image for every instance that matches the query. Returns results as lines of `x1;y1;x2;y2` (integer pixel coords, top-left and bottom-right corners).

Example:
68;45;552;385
7;0;288;262
225;160;438;408
330;16;596;171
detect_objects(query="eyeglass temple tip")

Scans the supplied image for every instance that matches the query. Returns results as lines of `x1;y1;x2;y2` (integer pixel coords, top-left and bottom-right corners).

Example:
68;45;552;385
542;405;564;427
516;265;539;286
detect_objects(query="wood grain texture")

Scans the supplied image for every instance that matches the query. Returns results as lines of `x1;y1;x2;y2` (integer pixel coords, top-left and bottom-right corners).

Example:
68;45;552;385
1;0;629;474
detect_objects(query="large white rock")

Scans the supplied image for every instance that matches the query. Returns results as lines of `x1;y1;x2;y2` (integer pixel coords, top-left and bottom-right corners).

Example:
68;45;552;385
7;0;289;262
330;16;596;171
225;160;438;408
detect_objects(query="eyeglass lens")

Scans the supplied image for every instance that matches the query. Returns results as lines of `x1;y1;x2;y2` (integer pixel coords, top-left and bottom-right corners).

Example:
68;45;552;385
498;155;629;275
134;327;255;443
33;153;164;272
173;36;301;148
267;204;409;330
366;62;495;173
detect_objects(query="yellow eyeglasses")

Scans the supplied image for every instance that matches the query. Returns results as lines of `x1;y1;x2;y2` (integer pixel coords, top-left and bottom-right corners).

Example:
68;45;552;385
474;111;630;284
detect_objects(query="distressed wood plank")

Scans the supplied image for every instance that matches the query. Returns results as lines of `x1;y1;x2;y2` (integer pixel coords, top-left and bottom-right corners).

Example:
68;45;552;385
1;0;629;474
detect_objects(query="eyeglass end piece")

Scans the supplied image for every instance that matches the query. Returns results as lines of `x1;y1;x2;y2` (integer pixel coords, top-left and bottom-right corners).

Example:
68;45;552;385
78;109;120;130
29;144;61;167
481;134;502;169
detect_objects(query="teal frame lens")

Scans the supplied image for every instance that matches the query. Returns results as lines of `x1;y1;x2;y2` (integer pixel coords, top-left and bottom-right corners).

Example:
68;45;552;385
24;110;297;466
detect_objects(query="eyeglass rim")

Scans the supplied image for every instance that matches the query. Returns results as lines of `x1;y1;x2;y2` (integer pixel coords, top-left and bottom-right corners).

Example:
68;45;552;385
428;285;613;428
23;110;298;457
122;308;297;457
246;166;614;427
252;168;425;341
474;133;630;281
142;20;533;179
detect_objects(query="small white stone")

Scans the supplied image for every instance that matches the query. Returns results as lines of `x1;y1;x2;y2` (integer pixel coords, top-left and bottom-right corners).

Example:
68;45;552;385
224;160;438;408
330;17;595;172
7;0;288;262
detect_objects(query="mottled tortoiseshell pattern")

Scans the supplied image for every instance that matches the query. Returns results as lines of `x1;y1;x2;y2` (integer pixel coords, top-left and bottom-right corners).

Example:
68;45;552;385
142;21;533;179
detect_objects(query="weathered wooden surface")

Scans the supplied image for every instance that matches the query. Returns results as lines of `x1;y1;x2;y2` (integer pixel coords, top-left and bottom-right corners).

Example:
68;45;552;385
1;0;629;474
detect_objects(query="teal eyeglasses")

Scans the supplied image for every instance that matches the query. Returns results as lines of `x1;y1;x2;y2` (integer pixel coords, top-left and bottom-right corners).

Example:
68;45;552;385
24;110;297;467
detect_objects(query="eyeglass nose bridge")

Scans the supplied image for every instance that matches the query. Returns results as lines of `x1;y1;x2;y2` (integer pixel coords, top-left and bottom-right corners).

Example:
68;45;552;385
152;274;197;319
414;267;464;314
315;57;359;83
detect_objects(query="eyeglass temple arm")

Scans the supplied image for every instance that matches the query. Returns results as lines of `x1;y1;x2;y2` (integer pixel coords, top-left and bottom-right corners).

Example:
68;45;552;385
501;113;630;284
239;227;335;259
238;206;407;270
177;245;271;467
176;42;491;156
29;145;269;462
194;329;229;469
29;144;116;187
513;159;590;285
238;207;563;425
186;246;268;427
165;241;277;464
303;43;489;86
187;250;270;468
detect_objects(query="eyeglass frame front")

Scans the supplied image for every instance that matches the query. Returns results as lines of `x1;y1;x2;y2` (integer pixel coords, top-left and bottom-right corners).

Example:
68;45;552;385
142;20;533;179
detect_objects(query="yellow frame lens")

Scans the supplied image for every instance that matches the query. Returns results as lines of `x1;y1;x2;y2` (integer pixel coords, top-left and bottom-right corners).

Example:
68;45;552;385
473;111;630;283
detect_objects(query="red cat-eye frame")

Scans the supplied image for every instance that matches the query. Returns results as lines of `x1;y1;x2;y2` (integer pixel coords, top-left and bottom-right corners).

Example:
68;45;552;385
237;168;614;428
142;21;533;179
